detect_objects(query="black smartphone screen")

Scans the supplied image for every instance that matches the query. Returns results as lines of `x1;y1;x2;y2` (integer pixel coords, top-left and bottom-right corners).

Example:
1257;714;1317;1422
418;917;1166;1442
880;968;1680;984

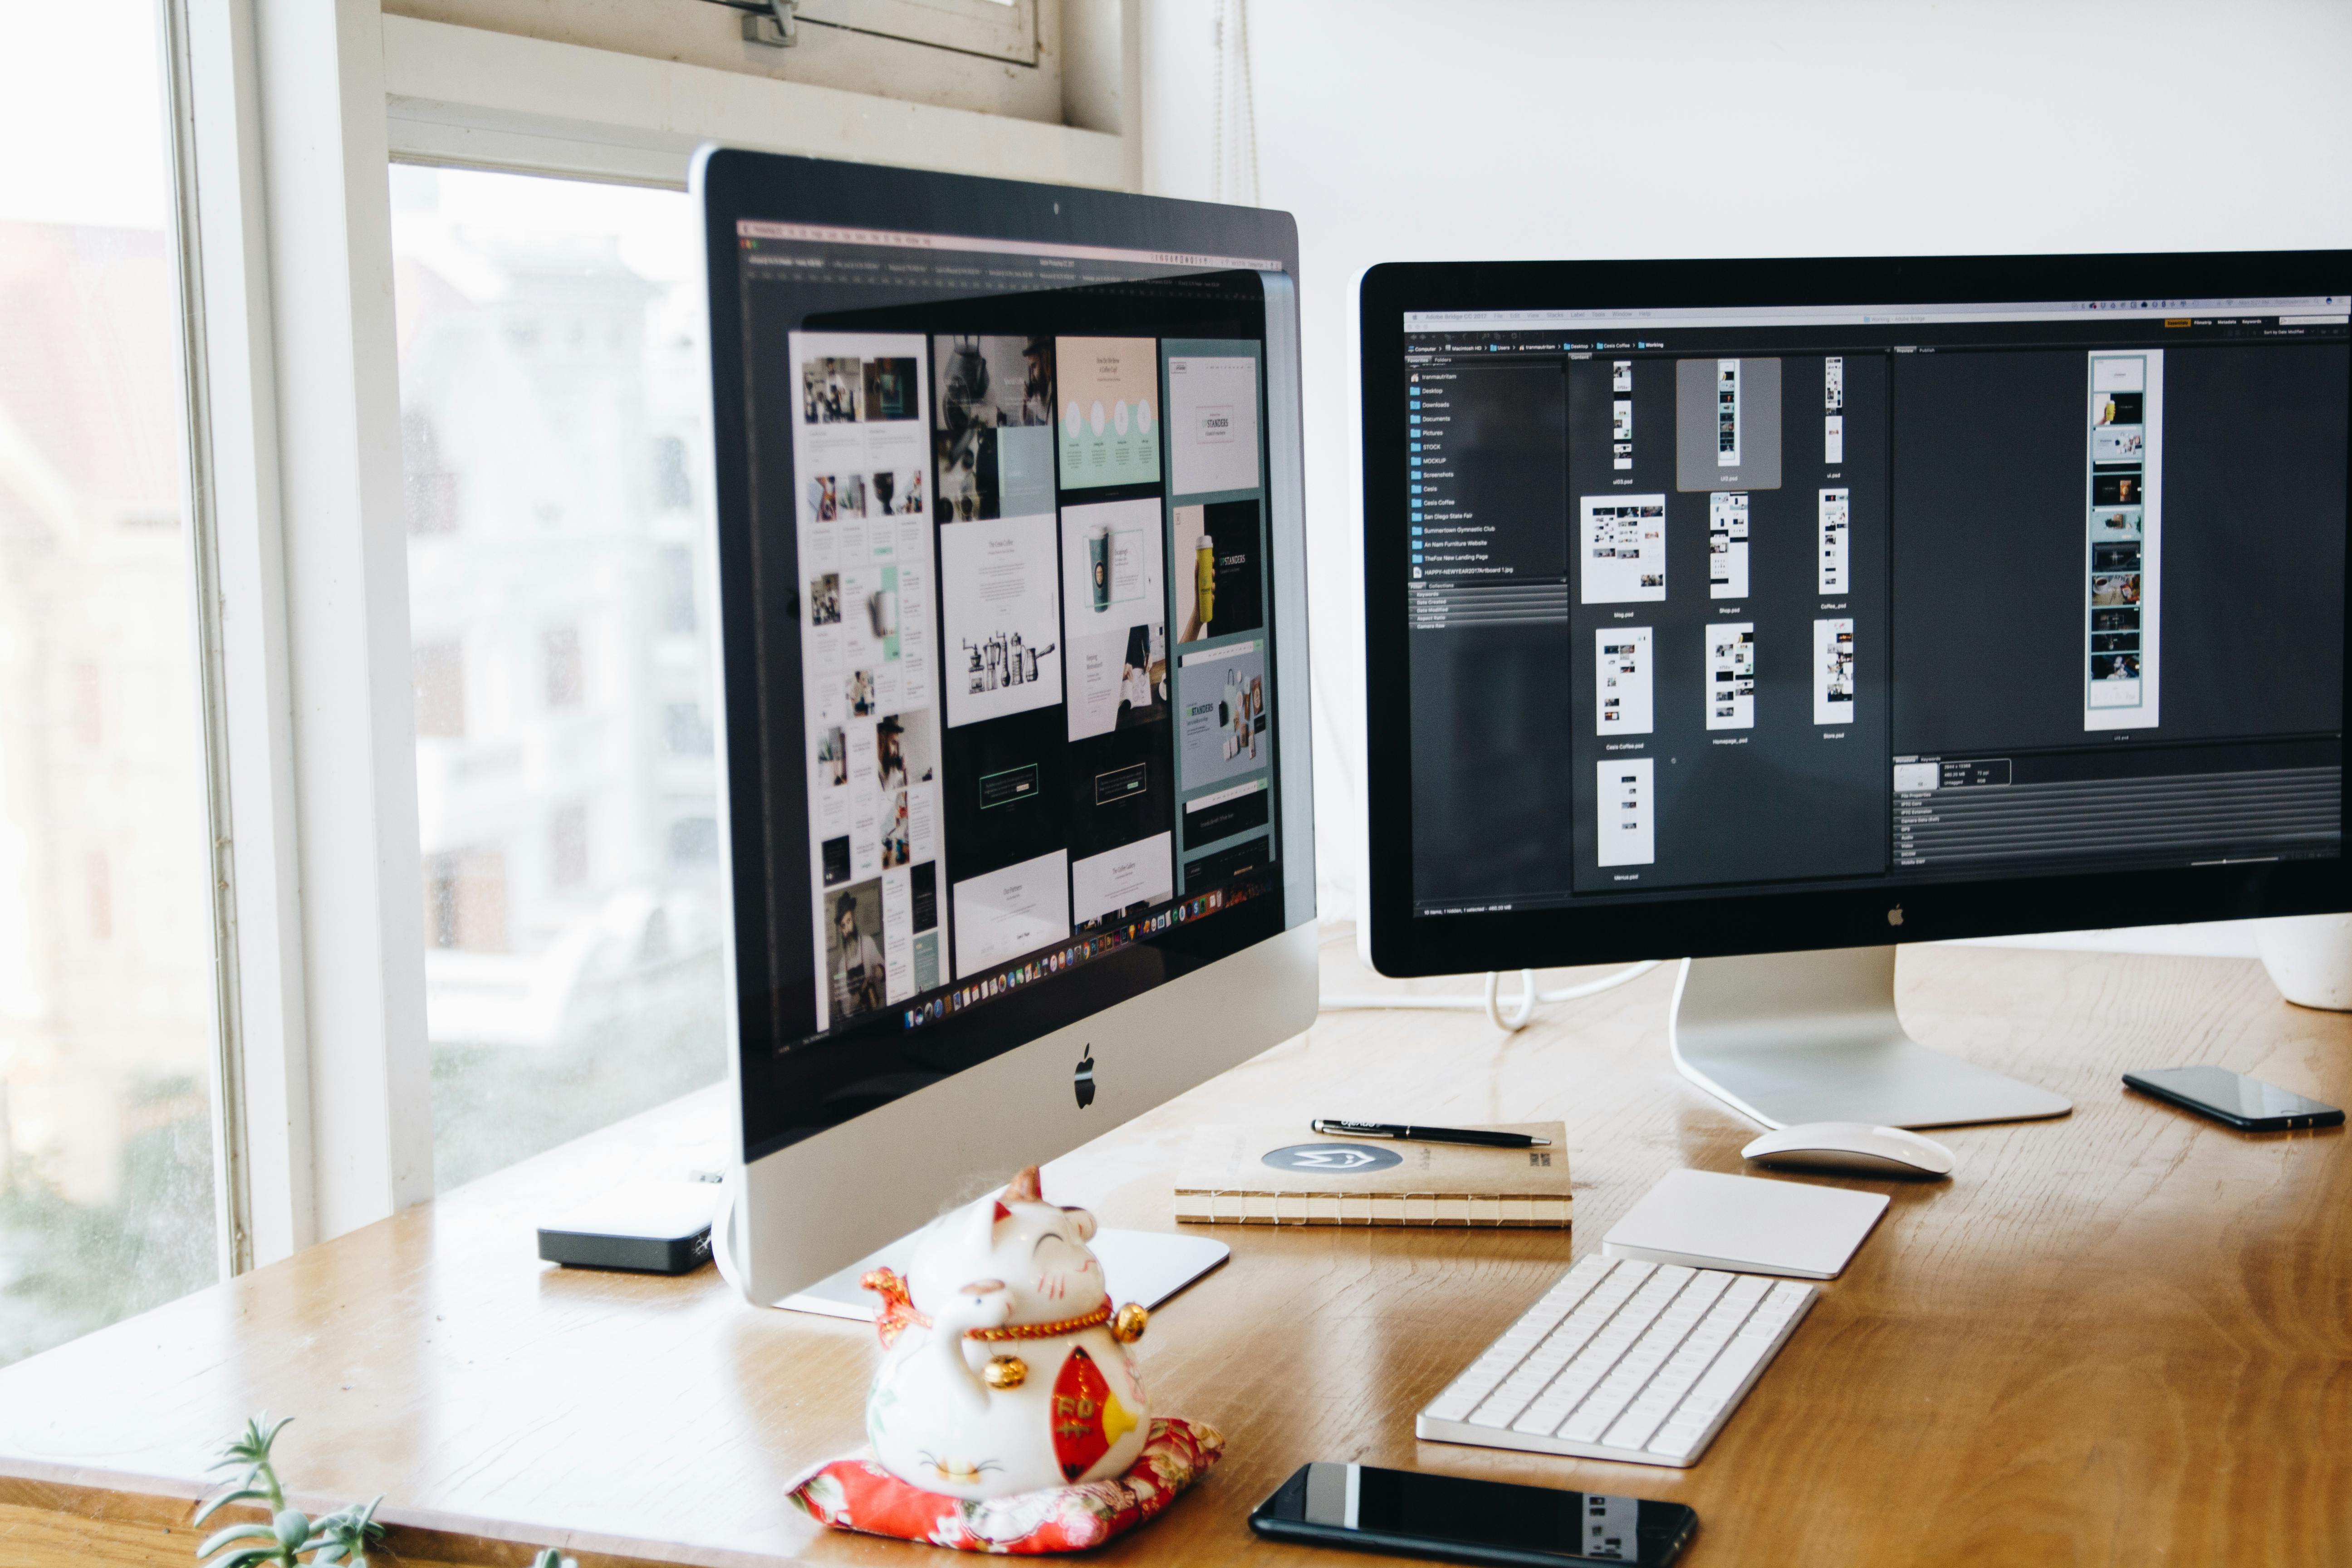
1250;1462;1697;1567
2124;1066;2345;1130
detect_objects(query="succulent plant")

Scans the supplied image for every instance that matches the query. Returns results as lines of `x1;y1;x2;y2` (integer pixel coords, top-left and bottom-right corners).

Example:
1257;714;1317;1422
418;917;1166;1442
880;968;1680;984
191;1415;574;1568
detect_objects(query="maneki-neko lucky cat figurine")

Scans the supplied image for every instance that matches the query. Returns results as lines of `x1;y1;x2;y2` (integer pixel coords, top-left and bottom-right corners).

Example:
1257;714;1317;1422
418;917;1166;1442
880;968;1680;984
862;1167;1151;1499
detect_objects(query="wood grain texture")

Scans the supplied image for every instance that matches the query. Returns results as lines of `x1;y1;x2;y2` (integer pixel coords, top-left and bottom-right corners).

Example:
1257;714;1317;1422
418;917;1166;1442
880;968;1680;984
0;1501;542;1568
0;1476;637;1568
0;946;2345;1567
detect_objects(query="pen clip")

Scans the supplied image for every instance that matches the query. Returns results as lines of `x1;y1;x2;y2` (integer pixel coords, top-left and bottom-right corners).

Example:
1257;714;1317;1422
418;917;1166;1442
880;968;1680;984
1313;1118;1390;1138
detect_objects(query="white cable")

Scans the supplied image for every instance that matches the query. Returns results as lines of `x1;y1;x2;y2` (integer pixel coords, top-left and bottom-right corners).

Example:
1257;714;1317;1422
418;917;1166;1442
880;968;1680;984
1320;959;1664;1032
1210;5;1225;202
1529;960;1668;1004
710;1172;755;1302
1235;0;1259;206
1211;0;1261;207
1485;969;1538;1031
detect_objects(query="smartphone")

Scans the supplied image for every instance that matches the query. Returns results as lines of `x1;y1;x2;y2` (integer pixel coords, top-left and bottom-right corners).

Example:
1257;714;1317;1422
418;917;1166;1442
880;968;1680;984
1249;1462;1696;1568
2123;1066;2345;1132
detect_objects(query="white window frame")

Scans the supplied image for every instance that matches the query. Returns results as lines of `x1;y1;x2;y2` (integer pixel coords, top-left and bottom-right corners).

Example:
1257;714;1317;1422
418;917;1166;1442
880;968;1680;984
378;12;1136;192
171;0;1139;1266
796;0;1043;68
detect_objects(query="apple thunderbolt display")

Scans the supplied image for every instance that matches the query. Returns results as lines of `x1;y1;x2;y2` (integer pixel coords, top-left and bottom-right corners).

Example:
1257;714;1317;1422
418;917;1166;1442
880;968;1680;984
1360;254;2351;1128
697;150;1316;1307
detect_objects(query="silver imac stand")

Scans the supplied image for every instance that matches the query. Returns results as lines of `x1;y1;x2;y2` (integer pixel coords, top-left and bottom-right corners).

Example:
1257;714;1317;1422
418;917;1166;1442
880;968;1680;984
1669;946;2072;1130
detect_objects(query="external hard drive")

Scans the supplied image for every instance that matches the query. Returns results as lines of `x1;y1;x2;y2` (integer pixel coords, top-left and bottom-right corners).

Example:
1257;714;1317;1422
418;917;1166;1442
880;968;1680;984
537;1181;720;1275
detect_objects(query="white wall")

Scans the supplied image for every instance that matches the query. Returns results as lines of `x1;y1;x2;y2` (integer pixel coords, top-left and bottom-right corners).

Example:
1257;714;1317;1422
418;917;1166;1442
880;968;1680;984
1142;0;2352;943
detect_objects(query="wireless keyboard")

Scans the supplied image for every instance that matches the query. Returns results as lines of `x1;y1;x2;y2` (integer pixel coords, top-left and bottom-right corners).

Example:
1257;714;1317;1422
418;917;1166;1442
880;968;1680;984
1416;1255;1816;1467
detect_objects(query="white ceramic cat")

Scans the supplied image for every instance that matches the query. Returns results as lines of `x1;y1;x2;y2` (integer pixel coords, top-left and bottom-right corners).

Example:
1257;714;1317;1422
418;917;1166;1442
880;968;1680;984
863;1167;1150;1499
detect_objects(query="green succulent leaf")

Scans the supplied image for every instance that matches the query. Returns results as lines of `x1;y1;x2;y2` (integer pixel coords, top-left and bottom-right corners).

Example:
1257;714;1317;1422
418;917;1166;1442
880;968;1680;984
196;1547;284;1568
193;1486;272;1526
206;1414;292;1514
210;1414;291;1470
196;1521;279;1557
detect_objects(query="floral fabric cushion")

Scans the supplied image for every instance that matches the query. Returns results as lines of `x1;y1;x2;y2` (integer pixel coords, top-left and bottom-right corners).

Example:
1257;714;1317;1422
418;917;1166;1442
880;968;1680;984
786;1416;1223;1554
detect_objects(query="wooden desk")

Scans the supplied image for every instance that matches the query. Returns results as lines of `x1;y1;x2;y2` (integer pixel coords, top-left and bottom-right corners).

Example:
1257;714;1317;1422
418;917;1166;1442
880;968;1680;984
3;946;2348;1567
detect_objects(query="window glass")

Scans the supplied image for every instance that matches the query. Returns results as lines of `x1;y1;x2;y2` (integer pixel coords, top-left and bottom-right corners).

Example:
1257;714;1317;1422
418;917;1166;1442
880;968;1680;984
0;0;221;1365
390;167;725;1191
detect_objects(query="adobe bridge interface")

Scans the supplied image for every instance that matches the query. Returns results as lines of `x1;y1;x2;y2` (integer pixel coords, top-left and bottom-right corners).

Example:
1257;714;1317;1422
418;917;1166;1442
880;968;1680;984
1396;295;2351;914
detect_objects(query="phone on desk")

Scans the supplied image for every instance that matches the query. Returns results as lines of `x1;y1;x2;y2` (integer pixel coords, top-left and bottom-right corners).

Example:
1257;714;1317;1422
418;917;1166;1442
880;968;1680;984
2123;1066;2345;1132
1250;1462;1697;1567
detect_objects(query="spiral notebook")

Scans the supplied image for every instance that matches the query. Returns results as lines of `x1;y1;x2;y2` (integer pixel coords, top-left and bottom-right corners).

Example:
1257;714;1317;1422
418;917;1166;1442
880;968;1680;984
1173;1122;1571;1227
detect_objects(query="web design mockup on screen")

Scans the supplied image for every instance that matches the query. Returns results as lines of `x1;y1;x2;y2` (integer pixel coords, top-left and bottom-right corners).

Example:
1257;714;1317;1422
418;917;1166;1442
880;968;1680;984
735;223;1283;1048
1396;295;2351;915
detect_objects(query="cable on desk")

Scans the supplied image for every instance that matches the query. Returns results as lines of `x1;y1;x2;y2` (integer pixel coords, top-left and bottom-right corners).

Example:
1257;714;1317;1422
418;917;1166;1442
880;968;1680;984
1319;960;1665;1034
711;1172;750;1300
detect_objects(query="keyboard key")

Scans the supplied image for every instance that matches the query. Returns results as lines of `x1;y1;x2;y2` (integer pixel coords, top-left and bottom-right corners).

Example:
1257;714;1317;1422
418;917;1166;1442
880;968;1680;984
1687;1311;1797;1402
1603;1324;1740;1449
1541;1256;1613;1306
1424;1382;1488;1423
1436;1260;1621;1426
1646;1418;1709;1461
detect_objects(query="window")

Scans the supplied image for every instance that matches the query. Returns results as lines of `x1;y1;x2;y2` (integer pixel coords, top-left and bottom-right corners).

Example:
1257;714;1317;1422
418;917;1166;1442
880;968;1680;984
403;412;460;534
72;664;102;748
543;625;584;709
0;1;221;1367
413;640;467;737
657;544;697;634
423;848;509;952
85;853;114;941
664;702;714;756
549;803;589;888
393;166;725;1192
654;436;692;513
667;816;721;869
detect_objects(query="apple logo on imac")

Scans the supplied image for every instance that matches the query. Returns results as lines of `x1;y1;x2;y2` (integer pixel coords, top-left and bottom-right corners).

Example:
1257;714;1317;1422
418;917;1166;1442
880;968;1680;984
1074;1050;1096;1109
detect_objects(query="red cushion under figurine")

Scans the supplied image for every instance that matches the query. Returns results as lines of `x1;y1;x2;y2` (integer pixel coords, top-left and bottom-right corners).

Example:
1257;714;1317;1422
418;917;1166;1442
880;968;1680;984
788;1416;1224;1554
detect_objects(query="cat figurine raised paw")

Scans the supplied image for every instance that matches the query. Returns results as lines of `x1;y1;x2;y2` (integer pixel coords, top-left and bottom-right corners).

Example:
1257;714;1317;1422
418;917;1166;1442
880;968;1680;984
862;1166;1150;1499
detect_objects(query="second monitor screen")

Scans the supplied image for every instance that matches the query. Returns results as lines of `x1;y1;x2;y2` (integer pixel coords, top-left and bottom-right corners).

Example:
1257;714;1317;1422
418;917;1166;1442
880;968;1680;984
1401;304;2350;913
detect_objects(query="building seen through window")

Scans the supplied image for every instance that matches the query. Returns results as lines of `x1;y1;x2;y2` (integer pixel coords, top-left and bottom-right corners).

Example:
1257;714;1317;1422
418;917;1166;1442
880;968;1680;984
0;1;220;1367
392;165;725;1191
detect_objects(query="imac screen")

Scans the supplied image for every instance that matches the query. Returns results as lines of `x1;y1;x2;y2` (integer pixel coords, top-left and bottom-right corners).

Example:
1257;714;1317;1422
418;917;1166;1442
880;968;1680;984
719;217;1291;1157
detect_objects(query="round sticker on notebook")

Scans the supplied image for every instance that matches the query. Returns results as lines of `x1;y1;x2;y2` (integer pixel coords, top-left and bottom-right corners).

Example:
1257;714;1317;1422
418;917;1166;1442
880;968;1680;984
1261;1142;1403;1174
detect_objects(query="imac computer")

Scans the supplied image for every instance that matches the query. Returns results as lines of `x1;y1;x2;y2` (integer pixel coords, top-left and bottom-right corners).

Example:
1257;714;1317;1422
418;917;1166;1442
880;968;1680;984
695;149;1317;1308
1359;253;2352;1129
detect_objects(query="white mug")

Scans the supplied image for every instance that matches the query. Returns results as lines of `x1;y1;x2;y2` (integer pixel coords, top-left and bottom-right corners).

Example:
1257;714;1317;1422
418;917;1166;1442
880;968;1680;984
2255;914;2352;1011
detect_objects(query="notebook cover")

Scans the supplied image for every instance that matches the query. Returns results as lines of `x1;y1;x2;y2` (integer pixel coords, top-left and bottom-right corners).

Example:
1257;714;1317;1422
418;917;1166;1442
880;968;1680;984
1600;1169;1886;1279
1174;1123;1570;1226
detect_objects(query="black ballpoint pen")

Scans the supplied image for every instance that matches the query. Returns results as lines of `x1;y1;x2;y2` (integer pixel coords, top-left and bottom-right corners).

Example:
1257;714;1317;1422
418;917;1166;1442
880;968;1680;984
1312;1119;1551;1149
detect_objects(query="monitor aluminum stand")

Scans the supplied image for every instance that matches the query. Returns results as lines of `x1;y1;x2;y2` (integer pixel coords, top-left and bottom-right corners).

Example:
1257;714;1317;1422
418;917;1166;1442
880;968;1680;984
1669;946;2071;1130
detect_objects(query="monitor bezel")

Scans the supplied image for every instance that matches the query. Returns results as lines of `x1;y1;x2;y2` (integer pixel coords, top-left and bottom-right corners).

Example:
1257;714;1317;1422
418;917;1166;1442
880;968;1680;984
696;147;1316;1159
1359;251;2352;978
